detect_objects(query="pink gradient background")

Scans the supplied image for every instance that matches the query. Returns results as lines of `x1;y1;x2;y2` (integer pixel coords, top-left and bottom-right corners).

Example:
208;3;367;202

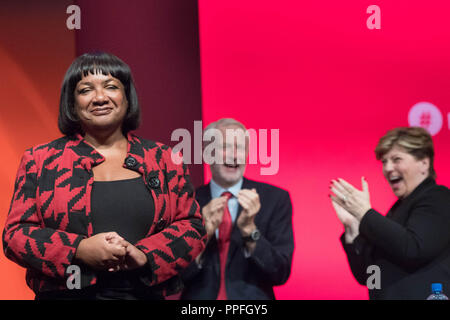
198;0;450;299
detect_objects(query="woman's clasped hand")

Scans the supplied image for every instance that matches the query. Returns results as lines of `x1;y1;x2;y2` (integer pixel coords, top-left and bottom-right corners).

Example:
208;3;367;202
74;232;148;272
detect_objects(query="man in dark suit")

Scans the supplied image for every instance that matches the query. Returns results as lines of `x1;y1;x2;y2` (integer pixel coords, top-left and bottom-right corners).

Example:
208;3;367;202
181;118;294;300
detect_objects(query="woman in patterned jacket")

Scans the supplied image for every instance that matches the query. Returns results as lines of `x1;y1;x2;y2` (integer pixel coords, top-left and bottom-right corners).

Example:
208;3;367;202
2;52;206;300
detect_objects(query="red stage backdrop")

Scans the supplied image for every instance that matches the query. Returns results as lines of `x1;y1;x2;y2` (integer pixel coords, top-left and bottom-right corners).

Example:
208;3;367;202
198;0;450;299
1;1;450;300
0;0;75;300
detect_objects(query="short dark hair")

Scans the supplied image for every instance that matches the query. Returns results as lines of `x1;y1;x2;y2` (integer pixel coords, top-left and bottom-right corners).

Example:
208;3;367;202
375;126;436;179
58;52;140;136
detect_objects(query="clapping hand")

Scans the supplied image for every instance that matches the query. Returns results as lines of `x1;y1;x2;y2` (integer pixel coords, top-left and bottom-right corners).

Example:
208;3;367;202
330;200;360;243
330;177;372;221
201;196;229;241
236;188;260;236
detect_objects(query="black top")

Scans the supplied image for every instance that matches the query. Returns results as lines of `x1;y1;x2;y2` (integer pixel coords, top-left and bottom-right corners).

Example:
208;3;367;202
90;176;155;299
91;176;154;244
341;178;450;300
36;176;159;300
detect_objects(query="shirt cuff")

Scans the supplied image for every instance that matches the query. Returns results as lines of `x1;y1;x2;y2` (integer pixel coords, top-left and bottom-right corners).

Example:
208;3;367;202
340;232;365;255
243;247;252;258
194;256;204;269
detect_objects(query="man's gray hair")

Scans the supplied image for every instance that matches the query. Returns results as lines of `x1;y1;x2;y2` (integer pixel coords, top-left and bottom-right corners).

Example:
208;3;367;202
204;118;247;133
203;118;249;149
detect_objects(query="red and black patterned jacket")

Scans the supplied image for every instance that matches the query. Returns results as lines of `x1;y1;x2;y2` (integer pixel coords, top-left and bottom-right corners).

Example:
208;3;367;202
2;133;206;296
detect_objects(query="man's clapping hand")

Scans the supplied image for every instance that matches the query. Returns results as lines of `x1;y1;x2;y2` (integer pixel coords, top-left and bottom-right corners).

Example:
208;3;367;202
236;188;260;236
201;196;229;241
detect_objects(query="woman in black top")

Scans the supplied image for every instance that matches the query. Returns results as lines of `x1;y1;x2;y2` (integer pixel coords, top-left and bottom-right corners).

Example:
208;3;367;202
39;177;158;300
330;127;450;299
3;52;206;300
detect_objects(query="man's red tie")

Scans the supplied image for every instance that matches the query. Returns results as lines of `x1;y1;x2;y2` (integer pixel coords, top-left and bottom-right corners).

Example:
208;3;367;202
217;191;233;300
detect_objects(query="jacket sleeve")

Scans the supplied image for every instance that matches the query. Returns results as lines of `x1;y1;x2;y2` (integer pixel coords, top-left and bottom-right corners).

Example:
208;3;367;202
340;233;372;285
135;149;206;286
179;254;203;283
359;188;450;269
248;189;294;286
2;149;85;280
